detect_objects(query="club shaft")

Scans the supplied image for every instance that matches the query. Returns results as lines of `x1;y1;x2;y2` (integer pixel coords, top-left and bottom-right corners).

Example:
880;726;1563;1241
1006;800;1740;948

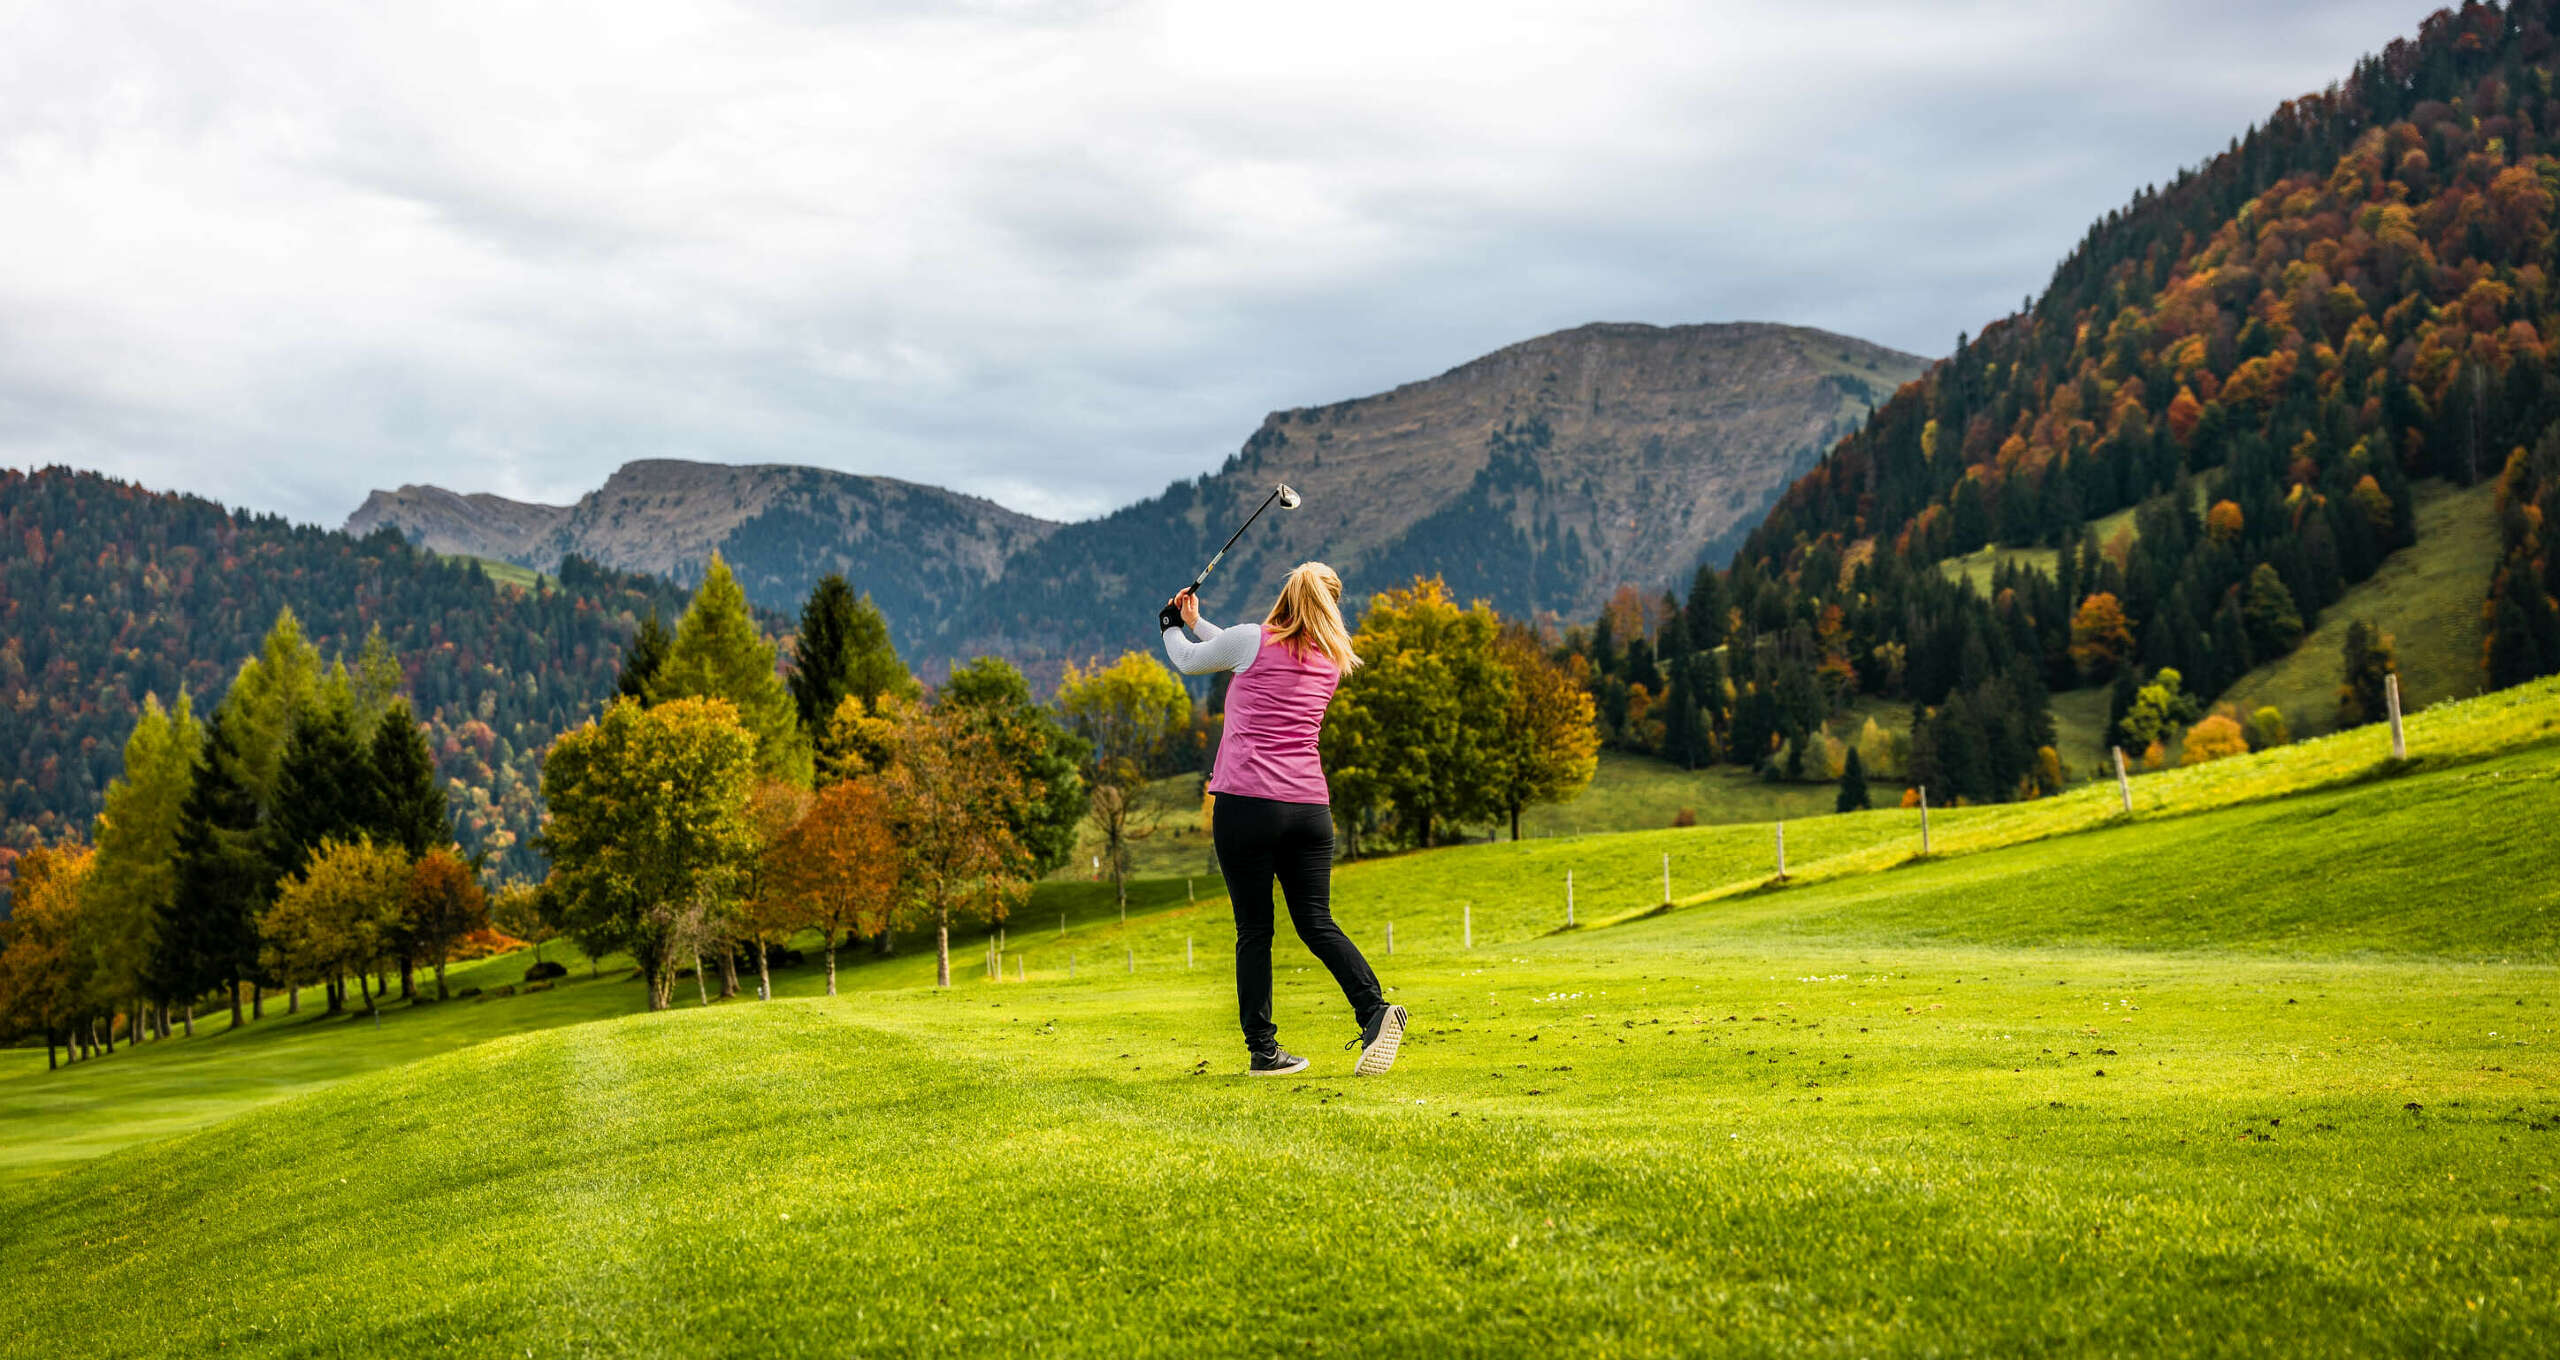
1189;487;1282;590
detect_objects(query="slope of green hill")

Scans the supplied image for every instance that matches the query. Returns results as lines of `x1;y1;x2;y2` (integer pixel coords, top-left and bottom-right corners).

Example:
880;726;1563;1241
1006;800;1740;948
2218;478;2504;733
1;682;2552;1356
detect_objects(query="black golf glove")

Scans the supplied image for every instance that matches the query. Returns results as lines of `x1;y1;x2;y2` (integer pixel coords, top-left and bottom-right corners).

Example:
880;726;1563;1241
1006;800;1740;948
1159;599;1185;632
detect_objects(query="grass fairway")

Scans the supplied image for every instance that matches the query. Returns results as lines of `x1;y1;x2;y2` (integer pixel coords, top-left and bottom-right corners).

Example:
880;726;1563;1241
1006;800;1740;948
1;683;2555;1356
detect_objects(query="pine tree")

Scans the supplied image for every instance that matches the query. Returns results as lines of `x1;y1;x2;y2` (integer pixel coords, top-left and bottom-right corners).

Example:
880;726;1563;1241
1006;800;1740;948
789;575;915;735
1836;746;1870;813
649;555;813;786
268;703;374;885
617;610;672;702
2337;620;2398;729
159;713;267;1029
367;699;449;859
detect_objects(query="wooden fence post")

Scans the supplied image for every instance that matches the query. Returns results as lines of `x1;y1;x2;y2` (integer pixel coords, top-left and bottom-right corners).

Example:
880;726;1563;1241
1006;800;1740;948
1661;852;1670;904
1776;821;1787;880
1919;786;1932;856
2112;746;2133;816
2386;672;2407;759
1126;946;1134;974
1566;870;1575;927
1387;921;1395;956
1464;903;1473;950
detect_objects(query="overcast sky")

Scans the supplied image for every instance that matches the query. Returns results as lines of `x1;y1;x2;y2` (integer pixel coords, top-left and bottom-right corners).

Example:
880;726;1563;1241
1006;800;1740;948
0;1;2429;526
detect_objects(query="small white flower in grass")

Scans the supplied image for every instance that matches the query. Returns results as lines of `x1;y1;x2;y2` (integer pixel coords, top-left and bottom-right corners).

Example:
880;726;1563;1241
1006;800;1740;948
781;1212;790;1220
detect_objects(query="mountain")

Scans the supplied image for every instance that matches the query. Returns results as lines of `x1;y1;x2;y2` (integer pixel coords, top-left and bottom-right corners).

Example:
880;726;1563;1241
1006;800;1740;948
349;460;1060;657
1555;0;2560;804
350;323;1923;677
1729;0;2560;711
942;321;1924;672
2;467;690;879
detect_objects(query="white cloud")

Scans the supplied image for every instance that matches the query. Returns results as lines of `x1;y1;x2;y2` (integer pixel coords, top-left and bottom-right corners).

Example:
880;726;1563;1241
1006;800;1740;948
0;0;2429;524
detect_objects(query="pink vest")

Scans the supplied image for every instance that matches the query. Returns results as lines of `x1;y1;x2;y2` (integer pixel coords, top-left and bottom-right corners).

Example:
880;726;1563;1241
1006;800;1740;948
1209;629;1339;805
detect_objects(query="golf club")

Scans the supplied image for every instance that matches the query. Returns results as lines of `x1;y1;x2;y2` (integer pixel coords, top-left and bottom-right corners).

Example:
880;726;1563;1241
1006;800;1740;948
1186;482;1299;595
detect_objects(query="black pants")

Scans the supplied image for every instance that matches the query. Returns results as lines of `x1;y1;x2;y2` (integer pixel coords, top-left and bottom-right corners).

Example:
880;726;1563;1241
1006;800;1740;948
1213;794;1386;1056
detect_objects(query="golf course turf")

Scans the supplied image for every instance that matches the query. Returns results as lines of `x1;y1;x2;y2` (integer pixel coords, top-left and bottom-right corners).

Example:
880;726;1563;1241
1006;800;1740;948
0;682;2554;1356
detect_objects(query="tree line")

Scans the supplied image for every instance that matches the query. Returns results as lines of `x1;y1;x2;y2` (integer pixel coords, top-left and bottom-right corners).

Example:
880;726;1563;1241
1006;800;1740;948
0;609;486;1066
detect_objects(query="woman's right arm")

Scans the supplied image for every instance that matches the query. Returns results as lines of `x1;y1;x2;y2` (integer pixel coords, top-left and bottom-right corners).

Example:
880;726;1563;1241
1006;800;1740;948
1162;613;1259;675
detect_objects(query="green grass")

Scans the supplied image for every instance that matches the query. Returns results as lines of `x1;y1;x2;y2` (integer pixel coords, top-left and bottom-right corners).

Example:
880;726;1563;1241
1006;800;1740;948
3;678;2557;1355
1938;499;2148;594
438;551;551;592
2220;478;2502;736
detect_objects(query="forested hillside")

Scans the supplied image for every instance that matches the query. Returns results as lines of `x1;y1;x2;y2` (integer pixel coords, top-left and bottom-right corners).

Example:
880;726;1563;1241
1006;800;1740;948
1;468;688;881
1573;1;2560;802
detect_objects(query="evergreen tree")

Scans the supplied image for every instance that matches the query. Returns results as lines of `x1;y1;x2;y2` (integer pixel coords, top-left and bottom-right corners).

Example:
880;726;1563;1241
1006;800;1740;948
367;699;449;858
617;610;671;702
1836;746;1870;813
159;713;267;1029
267;703;373;886
649;555;813;786
789;574;916;735
2241;564;2306;658
2338;620;2398;728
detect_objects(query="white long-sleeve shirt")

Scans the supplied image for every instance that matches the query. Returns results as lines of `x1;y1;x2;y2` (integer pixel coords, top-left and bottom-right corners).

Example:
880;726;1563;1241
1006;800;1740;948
1162;614;1261;675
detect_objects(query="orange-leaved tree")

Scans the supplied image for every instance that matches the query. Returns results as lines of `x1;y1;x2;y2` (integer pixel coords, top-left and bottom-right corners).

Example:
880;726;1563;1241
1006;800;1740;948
765;778;899;995
0;845;96;1069
2068;593;2135;680
879;704;1032;988
404;848;489;1001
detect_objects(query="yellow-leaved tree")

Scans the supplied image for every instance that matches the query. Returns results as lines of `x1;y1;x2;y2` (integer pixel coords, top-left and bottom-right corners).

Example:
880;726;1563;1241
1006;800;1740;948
1487;623;1597;841
1056;652;1188;915
541;697;759;1011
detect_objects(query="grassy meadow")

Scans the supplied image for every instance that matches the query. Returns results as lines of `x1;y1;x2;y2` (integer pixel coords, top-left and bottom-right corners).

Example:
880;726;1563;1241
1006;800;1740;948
1;678;2555;1356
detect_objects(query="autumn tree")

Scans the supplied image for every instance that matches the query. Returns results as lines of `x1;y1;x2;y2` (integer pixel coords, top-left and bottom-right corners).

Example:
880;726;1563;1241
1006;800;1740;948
541;697;759;1010
260;837;410;1014
1323;578;1511;849
1486;623;1598;840
404;849;488;1000
2068;593;2136;680
0;845;97;1068
2337;620;2399;728
766;778;899;994
2112;668;2201;752
650;554;813;786
1056;652;1188;912
82;692;199;1039
489;879;555;965
730;781;812;998
2179;714;2250;765
879;705;1033;988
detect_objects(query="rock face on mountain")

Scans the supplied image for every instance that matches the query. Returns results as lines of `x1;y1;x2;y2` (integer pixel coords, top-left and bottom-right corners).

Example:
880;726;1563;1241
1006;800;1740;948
351;321;1923;673
347;460;1059;655
938;321;1926;672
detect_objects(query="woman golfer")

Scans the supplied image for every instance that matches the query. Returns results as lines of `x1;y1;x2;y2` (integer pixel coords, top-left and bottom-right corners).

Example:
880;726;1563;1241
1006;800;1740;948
1161;563;1406;1077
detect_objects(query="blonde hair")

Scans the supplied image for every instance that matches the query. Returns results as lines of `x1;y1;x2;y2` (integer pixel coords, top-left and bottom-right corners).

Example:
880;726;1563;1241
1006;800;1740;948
1264;562;1361;672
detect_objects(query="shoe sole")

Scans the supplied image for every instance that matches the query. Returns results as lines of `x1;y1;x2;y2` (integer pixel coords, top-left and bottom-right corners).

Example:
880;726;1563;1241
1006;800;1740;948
1250;1056;1309;1076
1354;1005;1408;1076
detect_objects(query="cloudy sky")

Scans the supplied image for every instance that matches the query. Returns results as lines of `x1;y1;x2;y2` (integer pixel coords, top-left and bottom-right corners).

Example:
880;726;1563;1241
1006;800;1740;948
1;0;2427;526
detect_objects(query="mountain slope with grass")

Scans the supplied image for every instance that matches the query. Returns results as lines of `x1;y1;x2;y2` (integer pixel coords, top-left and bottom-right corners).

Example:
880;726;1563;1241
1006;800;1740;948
2;677;2552;1357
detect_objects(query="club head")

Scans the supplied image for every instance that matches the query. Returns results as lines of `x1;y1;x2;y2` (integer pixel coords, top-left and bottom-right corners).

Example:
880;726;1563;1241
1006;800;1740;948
1275;483;1301;509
